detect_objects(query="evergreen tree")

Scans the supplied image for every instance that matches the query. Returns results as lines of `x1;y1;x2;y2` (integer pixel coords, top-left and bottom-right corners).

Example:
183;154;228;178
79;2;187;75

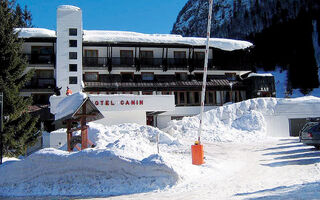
0;0;39;156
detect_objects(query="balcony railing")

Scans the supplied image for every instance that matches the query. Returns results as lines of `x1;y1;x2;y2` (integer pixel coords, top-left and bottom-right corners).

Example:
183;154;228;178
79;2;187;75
24;54;55;65
83;57;211;70
25;78;55;89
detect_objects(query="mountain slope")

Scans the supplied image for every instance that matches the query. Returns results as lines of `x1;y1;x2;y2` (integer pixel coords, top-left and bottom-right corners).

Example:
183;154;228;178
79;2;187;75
172;0;320;95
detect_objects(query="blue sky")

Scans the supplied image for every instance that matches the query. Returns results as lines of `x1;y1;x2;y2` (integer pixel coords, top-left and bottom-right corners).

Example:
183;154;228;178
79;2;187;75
16;0;187;34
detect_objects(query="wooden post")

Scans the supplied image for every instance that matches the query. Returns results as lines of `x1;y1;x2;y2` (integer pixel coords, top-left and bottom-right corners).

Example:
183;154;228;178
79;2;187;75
67;120;72;152
81;103;88;150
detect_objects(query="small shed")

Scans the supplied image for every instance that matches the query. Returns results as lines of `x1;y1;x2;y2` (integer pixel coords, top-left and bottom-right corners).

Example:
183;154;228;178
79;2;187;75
53;93;103;151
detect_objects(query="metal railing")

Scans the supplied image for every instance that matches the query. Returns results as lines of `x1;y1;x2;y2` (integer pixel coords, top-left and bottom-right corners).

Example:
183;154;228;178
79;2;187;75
25;78;55;89
24;54;55;65
82;57;219;71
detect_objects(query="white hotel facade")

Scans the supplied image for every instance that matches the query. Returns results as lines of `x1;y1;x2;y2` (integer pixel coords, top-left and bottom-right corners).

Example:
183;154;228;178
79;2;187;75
19;5;271;129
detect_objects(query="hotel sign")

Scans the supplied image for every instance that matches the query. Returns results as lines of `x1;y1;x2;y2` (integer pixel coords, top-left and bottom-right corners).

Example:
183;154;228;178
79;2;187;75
89;94;175;112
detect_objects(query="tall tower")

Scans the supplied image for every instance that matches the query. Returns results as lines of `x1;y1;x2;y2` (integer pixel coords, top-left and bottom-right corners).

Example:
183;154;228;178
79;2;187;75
56;5;83;96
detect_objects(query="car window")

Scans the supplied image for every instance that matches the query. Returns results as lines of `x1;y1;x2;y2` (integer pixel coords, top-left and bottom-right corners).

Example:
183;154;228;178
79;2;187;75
301;123;318;132
312;124;320;132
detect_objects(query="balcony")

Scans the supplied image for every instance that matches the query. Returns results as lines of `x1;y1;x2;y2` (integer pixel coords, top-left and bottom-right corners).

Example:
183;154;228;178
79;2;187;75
25;78;56;89
83;57;204;71
24;54;55;65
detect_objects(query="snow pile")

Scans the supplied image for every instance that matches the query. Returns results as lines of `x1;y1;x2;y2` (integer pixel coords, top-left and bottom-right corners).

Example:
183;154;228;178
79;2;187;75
0;123;182;197
15;28;56;38
83;30;252;51
0;148;178;197
165;98;278;143
54;92;87;120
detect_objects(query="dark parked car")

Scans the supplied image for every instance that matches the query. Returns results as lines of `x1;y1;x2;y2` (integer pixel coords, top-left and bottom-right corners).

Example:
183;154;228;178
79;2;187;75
299;122;320;149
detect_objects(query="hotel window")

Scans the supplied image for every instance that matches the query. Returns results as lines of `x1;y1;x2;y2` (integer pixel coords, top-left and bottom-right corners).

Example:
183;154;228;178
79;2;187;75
179;92;185;104
85;72;99;82
69;40;77;47
194;73;203;81
69;76;77;84
141;72;154;81
84;50;98;57
194;91;200;104
69;28;77;36
121;72;134;82
69;64;77;72
176;73;188;81
69;52;77;59
174;51;187;66
194;52;205;67
31;46;54;64
140;51;153;65
120;50;133;65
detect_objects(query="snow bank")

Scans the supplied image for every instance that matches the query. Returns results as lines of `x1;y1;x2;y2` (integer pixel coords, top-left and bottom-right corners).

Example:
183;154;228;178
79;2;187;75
54;92;87;120
166;96;320;142
0;148;178;197
165;98;278;143
83;30;252;51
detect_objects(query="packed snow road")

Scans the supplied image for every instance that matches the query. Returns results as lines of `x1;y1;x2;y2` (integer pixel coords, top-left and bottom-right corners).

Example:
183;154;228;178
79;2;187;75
89;138;320;200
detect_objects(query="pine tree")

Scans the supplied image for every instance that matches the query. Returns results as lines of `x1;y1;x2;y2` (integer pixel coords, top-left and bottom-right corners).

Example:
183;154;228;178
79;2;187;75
0;0;39;156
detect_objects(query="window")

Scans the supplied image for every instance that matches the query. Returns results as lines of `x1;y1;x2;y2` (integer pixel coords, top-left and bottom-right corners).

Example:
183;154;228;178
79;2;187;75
174;51;187;66
69;76;77;84
84;50;98;57
85;72;99;82
69;28;77;36
120;50;133;65
187;92;192;104
176;73;188;81
140;51;153;65
69;64;77;72
194;91;200;104
69;40;77;47
179;92;185;104
31;46;54;64
69;52;77;59
194;52;205;68
121;72;134;82
141;73;154;81
36;70;54;78
194;73;203;81
195;52;205;60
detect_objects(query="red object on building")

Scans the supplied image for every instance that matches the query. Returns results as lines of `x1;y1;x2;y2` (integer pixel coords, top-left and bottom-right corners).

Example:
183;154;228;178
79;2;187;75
66;87;72;96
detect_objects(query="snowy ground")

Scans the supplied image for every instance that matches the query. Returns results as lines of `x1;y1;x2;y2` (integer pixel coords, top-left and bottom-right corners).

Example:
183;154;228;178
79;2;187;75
2;137;320;200
99;138;320;200
1;97;320;199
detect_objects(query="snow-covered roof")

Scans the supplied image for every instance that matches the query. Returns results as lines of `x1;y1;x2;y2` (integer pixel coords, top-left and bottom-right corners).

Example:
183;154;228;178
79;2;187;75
16;28;253;51
83;30;253;51
248;73;274;78
57;5;81;12
54;92;87;120
15;28;56;38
